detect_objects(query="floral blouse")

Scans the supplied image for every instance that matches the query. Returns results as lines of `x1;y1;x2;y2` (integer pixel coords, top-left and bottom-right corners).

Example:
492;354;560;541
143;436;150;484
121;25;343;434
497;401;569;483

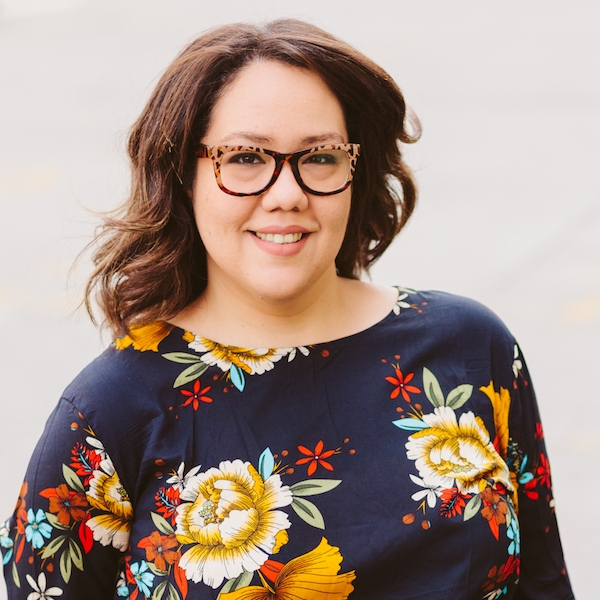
1;289;574;599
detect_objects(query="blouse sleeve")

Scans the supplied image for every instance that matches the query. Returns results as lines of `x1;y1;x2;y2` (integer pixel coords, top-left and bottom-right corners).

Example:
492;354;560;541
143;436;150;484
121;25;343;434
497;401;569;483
507;344;574;599
1;397;132;599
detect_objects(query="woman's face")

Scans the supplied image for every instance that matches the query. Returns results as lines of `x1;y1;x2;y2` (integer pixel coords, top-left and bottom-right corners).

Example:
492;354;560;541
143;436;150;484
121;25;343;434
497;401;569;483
191;60;352;305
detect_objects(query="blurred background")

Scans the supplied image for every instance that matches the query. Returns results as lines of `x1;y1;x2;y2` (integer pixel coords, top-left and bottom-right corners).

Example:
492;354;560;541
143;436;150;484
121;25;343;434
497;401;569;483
0;1;598;597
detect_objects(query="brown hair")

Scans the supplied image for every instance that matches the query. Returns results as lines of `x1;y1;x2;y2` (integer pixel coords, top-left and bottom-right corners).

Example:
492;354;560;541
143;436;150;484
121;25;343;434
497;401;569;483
85;18;421;336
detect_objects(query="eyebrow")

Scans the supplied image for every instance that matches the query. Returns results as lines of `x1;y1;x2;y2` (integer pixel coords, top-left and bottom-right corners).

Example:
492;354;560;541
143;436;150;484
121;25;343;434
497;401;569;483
217;132;346;147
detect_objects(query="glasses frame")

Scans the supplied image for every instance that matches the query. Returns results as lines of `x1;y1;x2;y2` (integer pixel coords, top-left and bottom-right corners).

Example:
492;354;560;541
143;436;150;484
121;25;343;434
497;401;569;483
196;143;361;197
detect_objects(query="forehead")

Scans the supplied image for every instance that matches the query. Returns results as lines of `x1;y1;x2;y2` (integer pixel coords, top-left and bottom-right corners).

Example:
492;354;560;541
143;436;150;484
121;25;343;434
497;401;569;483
204;60;347;148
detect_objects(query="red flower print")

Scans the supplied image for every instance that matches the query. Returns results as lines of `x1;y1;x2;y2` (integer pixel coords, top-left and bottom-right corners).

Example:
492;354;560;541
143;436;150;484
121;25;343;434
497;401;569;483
296;440;336;476
439;487;469;518
39;483;88;526
524;477;539;500
480;487;508;540
180;379;212;410
78;514;94;553
385;367;421;402
535;422;544;439
537;453;551;488
70;442;102;485
155;486;181;526
137;531;179;572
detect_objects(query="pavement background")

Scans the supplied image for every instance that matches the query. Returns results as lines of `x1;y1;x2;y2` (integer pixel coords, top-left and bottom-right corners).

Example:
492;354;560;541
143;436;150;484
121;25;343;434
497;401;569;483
0;1;598;598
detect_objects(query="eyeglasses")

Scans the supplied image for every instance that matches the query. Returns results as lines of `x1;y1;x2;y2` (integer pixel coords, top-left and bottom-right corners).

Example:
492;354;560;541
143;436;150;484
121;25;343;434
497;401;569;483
196;143;360;197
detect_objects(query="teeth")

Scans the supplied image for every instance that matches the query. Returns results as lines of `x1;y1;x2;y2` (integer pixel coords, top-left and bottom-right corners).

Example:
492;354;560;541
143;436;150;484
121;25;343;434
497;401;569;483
254;232;304;244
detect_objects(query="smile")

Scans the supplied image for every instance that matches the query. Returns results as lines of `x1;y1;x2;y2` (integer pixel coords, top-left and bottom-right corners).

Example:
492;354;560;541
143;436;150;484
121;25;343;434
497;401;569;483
253;232;304;244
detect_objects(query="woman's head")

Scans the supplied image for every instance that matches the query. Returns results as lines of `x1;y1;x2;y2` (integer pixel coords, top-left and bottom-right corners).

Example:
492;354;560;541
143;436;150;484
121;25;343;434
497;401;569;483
87;18;421;335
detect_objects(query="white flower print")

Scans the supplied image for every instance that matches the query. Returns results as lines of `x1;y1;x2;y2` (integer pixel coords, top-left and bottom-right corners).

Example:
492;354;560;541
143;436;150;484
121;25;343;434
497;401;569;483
25;573;63;599
409;474;442;508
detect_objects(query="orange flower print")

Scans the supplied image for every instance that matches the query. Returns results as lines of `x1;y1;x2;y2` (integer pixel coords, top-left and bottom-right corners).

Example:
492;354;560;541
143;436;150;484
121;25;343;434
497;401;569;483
180;379;212;410
39;483;88;526
115;322;173;352
480;487;508;540
385;367;421;402
137;531;179;571
219;538;355;600
296;441;336;476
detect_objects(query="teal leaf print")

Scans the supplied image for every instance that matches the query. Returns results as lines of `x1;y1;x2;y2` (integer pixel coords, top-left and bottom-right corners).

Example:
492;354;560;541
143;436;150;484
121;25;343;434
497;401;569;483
173;362;209;388
463;494;482;521
446;384;473;409
162;352;204;364
291;479;342;497
230;363;245;392
291;497;325;529
219;570;253;595
62;464;84;493
151;511;175;536
392;418;429;431
258;448;275;481
41;534;67;559
423;367;444;408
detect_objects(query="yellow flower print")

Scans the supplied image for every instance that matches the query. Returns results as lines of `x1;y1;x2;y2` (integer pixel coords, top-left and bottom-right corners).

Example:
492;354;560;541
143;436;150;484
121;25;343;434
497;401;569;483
86;467;133;551
175;459;293;588
187;336;292;375
480;381;511;459
115;322;173;352
405;406;512;495
219;538;355;600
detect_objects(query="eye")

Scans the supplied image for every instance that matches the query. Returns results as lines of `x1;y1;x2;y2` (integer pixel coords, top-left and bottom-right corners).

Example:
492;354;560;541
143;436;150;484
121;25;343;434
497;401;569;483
225;151;266;165
303;152;339;165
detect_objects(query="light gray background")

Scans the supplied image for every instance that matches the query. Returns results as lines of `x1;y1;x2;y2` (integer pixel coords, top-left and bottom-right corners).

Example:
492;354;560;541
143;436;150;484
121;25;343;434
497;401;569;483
1;1;598;598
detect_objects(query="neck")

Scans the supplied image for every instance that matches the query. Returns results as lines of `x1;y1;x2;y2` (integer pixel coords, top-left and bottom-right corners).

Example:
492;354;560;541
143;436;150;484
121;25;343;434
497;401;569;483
176;268;348;347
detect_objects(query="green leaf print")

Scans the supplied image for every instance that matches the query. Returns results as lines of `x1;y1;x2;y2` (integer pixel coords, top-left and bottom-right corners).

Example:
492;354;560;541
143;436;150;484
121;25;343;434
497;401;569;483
291;497;325;529
69;538;84;572
41;534;67;559
62;464;85;493
173;361;209;388
463;495;482;521
291;479;342;497
60;548;72;583
162;352;204;364
12;561;20;588
422;368;444;408
151;511;175;536
219;570;253;595
45;512;69;531
445;384;473;409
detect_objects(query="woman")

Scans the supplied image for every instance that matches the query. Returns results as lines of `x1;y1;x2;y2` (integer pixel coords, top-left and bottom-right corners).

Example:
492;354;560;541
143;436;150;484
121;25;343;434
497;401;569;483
1;19;573;600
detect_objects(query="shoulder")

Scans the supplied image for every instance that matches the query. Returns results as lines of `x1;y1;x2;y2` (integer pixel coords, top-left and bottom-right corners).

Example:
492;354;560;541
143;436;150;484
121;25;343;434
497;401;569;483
60;323;182;431
392;288;516;363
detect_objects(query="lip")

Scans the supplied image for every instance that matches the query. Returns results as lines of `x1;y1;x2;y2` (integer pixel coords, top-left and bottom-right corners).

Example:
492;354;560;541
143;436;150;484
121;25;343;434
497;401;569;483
250;225;311;235
249;229;310;257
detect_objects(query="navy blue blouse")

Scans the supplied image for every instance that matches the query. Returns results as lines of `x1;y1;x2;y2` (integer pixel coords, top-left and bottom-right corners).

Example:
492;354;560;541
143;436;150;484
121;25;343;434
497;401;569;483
1;289;574;599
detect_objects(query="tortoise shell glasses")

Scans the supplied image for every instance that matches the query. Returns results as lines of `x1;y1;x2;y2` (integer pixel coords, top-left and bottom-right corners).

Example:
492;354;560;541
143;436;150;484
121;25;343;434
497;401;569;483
196;143;361;197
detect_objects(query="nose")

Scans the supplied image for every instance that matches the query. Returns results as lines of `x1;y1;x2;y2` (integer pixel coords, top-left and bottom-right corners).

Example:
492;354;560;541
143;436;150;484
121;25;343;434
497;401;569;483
260;162;309;212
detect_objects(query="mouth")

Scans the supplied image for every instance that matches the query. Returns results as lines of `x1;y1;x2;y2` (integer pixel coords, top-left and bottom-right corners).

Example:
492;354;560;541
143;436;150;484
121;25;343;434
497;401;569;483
252;231;305;244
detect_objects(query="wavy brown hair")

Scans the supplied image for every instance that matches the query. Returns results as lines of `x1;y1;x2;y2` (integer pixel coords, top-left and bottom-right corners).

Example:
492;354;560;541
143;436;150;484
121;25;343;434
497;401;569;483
85;18;421;336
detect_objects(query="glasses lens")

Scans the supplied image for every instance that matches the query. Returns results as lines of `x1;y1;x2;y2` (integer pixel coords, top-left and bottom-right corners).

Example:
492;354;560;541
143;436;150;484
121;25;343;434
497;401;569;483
298;149;351;193
220;150;276;195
